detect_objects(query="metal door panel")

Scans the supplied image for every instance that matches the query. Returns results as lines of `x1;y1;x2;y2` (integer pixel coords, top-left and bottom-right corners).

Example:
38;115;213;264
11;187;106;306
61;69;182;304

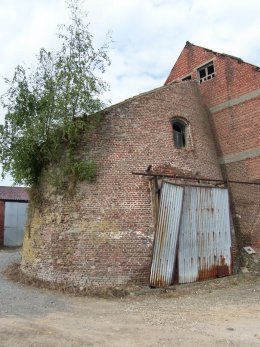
178;186;231;283
150;182;184;287
4;202;28;246
178;186;199;283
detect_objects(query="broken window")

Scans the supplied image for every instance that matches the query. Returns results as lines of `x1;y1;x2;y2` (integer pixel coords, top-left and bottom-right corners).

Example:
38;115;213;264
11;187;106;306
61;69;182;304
172;120;186;148
198;62;215;83
182;75;192;81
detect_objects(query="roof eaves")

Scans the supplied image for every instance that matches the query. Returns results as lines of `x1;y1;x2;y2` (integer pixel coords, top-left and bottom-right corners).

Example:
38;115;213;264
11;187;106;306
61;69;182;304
0;186;29;201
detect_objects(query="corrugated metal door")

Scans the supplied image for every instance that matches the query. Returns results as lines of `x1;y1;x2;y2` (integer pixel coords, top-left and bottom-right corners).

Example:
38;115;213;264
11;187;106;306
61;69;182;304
150;182;184;287
178;186;231;284
4;202;28;246
177;186;199;283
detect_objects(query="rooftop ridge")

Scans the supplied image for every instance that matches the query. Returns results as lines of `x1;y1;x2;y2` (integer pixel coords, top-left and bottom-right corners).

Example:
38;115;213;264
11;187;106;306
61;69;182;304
185;41;260;69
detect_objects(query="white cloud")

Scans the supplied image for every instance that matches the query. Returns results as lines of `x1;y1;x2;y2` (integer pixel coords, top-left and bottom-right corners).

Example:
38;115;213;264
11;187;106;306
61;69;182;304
0;0;259;185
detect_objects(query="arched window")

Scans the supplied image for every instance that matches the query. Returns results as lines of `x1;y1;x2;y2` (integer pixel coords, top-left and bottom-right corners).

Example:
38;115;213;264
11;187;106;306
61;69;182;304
172;119;186;148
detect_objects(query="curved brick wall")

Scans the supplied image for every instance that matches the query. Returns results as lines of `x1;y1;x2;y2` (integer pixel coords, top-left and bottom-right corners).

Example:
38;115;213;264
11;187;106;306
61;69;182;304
21;82;223;287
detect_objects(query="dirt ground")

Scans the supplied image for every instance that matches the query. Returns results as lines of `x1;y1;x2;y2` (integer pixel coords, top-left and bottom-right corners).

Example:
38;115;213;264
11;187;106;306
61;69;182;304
0;249;259;347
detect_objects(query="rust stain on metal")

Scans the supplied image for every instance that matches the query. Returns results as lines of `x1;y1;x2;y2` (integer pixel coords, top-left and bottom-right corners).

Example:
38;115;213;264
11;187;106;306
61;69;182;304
198;266;217;281
217;256;230;277
198;262;230;280
198;256;230;280
150;276;165;288
217;264;230;277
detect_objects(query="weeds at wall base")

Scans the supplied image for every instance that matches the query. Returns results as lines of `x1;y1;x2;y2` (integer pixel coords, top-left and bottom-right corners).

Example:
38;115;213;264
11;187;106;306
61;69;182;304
3;262;130;298
3;261;259;300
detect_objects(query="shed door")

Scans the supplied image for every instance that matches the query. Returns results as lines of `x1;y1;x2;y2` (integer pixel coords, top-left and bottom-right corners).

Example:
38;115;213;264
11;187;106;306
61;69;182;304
4;202;28;246
178;186;231;283
150;183;184;287
150;183;232;287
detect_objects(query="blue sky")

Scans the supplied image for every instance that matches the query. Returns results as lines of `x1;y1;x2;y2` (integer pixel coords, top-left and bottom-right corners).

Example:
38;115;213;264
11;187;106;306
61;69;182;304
0;0;259;185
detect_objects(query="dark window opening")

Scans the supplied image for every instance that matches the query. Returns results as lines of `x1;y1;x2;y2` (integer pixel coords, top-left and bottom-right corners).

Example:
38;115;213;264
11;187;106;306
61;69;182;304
182;75;192;81
172;120;186;148
198;62;215;83
199;69;206;78
207;64;214;75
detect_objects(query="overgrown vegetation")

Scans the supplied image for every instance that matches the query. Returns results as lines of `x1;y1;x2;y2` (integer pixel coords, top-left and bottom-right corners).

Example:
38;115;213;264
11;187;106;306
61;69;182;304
0;0;110;187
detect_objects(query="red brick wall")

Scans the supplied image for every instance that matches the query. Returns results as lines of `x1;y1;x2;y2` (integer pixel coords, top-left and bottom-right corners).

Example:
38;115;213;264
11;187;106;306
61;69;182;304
165;42;260;108
212;98;260;155
166;42;260;250
21;82;223;287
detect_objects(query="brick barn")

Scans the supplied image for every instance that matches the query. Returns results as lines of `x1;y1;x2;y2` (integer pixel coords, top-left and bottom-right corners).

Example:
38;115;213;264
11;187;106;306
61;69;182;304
21;42;259;288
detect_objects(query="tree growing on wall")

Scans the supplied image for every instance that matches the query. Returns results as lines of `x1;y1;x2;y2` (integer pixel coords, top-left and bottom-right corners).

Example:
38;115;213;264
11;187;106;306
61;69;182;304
0;0;110;186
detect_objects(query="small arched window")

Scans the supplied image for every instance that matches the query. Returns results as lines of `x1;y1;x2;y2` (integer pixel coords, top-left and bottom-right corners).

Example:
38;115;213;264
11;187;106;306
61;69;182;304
172;119;186;148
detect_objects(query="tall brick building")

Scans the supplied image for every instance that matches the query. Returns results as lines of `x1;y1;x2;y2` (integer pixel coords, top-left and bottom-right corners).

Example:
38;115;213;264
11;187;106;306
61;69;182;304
165;42;260;251
21;43;259;288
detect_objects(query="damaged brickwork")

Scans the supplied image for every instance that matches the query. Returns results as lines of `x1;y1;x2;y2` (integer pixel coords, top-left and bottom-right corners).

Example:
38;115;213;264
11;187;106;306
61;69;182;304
21;43;259;288
21;81;224;288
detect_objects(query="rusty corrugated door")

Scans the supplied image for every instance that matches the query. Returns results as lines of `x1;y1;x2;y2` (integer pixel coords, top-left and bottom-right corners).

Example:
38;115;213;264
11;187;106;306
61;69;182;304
178;186;231;284
150;182;184;287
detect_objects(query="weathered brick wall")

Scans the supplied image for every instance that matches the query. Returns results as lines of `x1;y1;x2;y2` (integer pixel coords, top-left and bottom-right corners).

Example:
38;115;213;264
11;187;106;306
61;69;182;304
226;163;260;249
212;99;260;155
165;42;260;251
165;42;260;108
21;82;223;287
213;99;260;248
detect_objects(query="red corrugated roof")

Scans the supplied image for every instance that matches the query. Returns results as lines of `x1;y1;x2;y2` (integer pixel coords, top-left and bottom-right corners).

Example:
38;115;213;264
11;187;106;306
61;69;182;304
0;186;29;201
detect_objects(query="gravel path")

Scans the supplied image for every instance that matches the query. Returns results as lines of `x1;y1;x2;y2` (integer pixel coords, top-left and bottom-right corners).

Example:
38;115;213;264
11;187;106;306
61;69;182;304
0;249;260;347
0;249;69;318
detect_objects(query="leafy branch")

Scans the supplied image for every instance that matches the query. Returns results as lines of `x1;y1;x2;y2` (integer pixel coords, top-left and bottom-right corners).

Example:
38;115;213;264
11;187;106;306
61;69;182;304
0;0;110;186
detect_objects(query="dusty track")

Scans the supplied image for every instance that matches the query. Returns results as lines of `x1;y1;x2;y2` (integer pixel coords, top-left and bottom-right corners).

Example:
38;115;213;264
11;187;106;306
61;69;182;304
0;249;259;347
